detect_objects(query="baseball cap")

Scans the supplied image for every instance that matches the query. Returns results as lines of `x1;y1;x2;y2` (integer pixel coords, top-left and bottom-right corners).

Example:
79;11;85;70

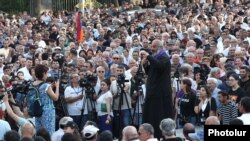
188;130;204;141
83;125;99;139
55;46;61;50
59;116;73;126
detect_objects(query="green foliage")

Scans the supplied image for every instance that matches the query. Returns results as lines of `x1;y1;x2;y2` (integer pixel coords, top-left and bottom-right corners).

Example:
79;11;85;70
93;1;103;8
0;0;30;14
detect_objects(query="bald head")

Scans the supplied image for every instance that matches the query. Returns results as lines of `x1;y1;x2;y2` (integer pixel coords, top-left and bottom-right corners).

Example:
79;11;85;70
122;126;138;141
151;39;163;53
205;116;220;125
183;123;195;139
21;122;35;138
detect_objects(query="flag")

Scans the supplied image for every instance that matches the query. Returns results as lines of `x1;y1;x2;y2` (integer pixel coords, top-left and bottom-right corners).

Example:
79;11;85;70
75;11;84;43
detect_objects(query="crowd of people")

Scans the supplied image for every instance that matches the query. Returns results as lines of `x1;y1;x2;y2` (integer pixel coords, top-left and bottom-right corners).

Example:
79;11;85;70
1;0;250;141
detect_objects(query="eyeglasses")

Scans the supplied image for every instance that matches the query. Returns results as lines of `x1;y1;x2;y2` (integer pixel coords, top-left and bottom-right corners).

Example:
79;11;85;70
98;71;104;73
113;57;119;60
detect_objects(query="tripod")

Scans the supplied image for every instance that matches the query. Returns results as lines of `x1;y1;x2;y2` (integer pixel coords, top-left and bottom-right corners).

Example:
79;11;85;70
79;86;97;130
115;80;133;140
174;75;181;128
131;84;144;128
54;64;69;130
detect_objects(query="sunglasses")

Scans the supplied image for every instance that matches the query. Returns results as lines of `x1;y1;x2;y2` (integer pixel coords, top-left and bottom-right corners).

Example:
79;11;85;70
98;71;104;73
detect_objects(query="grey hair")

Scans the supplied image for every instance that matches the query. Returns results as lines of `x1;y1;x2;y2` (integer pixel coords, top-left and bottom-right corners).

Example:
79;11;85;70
207;77;218;86
153;39;164;49
140;123;154;135
159;118;176;136
185;52;195;58
180;63;193;72
210;67;220;76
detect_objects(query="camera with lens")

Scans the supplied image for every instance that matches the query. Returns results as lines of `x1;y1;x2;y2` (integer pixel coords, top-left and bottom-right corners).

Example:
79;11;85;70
173;70;180;78
79;74;97;88
134;67;144;92
117;74;129;86
11;80;32;95
79;74;97;97
52;53;64;68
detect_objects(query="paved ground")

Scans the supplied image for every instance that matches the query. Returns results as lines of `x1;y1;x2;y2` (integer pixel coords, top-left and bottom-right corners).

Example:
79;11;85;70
176;126;203;137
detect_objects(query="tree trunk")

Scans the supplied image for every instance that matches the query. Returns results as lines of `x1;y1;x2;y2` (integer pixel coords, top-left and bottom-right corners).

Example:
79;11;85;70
113;0;119;7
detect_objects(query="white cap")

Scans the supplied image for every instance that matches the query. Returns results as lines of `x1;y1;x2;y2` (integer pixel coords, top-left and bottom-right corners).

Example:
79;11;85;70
54;46;61;50
83;125;99;139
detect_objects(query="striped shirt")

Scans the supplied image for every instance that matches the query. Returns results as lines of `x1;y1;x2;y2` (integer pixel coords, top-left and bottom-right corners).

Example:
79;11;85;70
218;101;238;125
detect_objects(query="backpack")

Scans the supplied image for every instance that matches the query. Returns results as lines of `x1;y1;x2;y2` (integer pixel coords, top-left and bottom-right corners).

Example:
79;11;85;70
26;82;45;117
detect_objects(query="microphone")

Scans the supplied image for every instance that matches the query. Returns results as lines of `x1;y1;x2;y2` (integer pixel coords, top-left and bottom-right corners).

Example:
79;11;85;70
5;82;12;94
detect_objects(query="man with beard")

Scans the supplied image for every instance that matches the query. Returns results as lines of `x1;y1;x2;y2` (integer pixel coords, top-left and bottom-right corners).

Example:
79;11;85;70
239;66;250;97
141;39;173;139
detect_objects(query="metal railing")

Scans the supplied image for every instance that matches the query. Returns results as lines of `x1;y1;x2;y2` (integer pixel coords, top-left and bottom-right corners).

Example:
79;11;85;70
0;0;111;15
52;0;79;11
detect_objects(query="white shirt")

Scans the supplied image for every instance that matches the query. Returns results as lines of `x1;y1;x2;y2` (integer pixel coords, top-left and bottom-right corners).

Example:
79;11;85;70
18;67;32;81
40;15;51;25
0;119;11;140
223;46;241;57
38;40;46;48
51;128;64;141
0;65;4;75
125;69;132;80
96;91;113;116
64;86;87;115
238;113;250;125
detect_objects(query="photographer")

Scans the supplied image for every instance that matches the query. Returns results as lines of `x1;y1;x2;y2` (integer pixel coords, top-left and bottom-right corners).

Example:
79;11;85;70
80;72;98;125
48;60;61;78
129;66;145;126
64;73;86;129
110;65;132;138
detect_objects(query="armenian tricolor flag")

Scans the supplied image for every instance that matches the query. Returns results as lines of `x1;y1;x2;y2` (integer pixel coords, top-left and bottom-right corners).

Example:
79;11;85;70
75;11;84;43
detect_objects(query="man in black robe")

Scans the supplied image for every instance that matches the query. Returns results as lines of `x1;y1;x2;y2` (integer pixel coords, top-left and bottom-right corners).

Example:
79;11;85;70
141;39;174;139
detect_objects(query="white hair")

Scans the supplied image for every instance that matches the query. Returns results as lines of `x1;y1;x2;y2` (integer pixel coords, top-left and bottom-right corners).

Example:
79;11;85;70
207;77;218;86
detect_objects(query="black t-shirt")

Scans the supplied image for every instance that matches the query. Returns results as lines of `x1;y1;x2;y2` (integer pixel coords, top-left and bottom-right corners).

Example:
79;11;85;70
239;79;250;97
180;92;197;117
228;87;246;104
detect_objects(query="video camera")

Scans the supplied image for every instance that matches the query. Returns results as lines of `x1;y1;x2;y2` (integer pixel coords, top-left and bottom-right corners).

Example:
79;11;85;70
79;74;97;97
173;71;180;78
117;74;129;86
134;65;144;91
52;53;64;68
11;80;32;95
